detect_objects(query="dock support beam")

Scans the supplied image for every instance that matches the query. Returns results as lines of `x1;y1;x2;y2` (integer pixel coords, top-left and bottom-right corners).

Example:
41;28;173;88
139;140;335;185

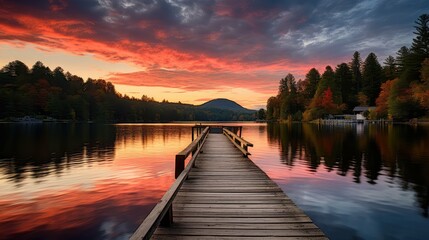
160;206;173;227
175;155;186;179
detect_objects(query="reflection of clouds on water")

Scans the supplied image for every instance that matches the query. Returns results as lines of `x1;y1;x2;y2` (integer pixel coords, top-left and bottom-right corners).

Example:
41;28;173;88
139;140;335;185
277;176;425;240
100;219;131;240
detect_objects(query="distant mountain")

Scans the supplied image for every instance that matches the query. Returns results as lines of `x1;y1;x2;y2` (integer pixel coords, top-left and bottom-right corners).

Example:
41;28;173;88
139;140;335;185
198;98;255;113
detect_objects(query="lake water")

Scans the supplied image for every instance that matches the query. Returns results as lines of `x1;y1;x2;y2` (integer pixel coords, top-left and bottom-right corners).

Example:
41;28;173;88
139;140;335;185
0;123;428;240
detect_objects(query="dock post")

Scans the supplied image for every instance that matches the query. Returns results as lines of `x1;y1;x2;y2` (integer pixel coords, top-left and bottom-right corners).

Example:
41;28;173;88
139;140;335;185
175;155;186;178
160;205;173;227
192;127;194;141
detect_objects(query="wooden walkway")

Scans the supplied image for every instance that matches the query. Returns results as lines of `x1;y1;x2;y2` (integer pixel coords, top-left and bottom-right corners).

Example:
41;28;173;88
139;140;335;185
148;132;327;239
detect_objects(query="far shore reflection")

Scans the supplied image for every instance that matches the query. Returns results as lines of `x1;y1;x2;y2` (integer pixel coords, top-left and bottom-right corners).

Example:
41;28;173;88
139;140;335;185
266;123;429;217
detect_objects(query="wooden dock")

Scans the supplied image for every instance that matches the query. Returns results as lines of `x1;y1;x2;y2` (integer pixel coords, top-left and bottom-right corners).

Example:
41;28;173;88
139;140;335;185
130;126;327;240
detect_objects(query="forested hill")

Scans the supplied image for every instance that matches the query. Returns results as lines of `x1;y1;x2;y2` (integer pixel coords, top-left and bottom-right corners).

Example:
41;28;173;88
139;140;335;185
0;61;256;122
199;98;255;113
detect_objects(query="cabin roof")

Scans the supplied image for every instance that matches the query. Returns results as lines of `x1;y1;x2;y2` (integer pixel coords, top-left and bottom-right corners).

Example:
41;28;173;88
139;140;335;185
353;106;376;112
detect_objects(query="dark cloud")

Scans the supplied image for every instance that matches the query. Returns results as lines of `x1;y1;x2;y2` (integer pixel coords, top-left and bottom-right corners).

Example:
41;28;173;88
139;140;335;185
1;0;428;74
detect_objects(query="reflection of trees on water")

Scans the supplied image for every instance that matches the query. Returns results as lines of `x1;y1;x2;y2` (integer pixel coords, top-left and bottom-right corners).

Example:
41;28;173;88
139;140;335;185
115;124;190;148
0;124;192;184
267;123;302;167
0;124;116;183
267;123;429;217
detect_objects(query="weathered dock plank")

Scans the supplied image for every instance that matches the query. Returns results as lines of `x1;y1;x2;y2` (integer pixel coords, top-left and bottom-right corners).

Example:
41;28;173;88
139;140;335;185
149;133;327;239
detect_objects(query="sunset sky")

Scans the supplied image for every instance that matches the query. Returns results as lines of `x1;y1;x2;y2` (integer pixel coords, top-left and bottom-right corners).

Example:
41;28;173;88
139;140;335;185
1;0;428;109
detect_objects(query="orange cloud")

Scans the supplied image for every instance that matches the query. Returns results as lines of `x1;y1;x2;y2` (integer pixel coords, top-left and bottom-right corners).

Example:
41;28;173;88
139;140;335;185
108;68;281;94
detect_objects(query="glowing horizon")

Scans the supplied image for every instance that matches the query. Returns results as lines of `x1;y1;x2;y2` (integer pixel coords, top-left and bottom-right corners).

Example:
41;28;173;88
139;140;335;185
1;0;427;109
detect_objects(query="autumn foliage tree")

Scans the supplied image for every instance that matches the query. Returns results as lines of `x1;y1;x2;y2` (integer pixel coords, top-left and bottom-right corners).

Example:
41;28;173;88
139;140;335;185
375;79;395;118
302;87;343;120
320;88;338;112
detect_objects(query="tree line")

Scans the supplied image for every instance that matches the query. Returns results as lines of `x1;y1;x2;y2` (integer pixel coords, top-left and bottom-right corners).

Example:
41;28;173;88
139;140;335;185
267;14;429;121
0;61;256;122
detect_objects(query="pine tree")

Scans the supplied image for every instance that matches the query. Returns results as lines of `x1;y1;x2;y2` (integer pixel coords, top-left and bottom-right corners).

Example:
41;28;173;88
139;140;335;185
303;68;320;100
350;51;363;92
278;75;290;96
362;53;384;105
279;74;297;119
383;55;397;80
411;14;429;58
396;46;410;75
335;63;355;111
406;14;429;81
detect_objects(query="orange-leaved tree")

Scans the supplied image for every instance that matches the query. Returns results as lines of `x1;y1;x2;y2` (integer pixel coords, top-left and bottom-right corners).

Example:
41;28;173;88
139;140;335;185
375;79;395;119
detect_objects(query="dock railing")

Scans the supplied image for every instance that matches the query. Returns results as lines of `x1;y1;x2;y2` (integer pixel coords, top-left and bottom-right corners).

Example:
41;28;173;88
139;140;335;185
223;128;253;156
175;126;209;178
192;125;242;137
129;126;209;240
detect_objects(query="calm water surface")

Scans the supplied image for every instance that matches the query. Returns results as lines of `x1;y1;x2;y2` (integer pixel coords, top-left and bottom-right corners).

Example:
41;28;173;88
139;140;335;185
0;123;428;240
